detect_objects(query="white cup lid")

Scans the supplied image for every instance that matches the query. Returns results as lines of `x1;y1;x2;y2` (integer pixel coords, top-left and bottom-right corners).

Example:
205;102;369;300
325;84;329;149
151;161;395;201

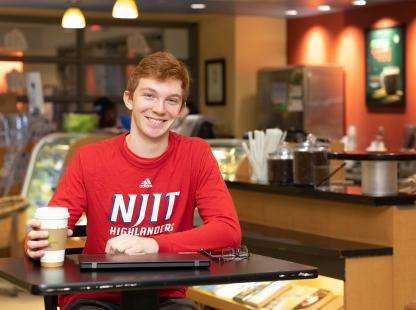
35;207;69;220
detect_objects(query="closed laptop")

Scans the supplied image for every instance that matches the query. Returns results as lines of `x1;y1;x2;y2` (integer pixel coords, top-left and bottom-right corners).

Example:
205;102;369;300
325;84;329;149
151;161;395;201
79;253;210;270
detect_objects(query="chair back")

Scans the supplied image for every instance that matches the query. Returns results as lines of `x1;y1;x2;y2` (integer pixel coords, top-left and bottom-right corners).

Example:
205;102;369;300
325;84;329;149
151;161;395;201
0;196;28;257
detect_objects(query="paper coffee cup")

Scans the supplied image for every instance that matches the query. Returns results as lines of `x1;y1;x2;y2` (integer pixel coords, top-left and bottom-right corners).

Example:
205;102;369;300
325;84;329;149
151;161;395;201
35;207;69;268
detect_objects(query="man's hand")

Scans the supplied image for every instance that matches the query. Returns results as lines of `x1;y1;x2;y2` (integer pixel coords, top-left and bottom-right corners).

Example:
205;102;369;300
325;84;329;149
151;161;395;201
26;218;73;260
105;235;159;255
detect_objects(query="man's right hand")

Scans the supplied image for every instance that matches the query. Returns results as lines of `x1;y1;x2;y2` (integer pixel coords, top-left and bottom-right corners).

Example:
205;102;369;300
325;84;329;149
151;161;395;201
26;219;74;260
26;219;49;260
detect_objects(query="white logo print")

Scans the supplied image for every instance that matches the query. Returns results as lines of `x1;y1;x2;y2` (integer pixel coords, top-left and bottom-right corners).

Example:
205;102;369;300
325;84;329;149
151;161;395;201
139;178;152;188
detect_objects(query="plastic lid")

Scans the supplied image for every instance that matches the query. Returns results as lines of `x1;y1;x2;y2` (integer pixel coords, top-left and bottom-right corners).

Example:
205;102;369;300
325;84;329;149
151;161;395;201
298;134;326;152
277;142;293;159
35;207;69;220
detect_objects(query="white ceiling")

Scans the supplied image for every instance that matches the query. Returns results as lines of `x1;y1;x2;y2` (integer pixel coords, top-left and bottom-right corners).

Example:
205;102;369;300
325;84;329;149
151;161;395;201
0;0;406;18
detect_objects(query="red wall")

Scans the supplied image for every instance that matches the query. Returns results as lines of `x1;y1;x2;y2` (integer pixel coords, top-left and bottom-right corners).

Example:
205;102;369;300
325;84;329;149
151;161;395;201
287;0;416;150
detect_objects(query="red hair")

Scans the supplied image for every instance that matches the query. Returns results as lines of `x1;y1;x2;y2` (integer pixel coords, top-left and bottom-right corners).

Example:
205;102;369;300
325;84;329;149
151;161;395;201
126;51;190;105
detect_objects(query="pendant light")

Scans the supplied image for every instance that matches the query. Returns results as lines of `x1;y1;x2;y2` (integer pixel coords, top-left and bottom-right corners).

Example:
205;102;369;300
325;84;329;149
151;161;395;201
112;0;139;19
61;1;86;29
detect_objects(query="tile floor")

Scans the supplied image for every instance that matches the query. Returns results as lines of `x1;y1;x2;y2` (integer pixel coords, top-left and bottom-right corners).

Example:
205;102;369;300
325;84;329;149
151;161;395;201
0;291;44;309
0;279;44;309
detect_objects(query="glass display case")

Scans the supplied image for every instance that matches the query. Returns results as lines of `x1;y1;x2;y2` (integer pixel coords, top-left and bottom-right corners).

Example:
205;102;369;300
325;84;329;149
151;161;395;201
207;139;246;181
21;132;86;221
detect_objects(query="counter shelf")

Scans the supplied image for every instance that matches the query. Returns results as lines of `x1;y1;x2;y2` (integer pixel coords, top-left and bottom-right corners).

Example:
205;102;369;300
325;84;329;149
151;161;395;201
241;222;392;280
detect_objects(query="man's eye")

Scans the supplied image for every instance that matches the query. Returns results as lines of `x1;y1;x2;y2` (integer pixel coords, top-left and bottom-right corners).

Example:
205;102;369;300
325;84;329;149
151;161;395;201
167;98;180;105
143;93;155;99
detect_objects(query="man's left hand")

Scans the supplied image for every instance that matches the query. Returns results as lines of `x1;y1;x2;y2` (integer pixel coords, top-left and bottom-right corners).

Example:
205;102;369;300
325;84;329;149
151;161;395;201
105;234;159;255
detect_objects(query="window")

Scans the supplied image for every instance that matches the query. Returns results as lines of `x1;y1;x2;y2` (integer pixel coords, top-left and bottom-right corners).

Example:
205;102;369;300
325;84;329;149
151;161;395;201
0;18;198;121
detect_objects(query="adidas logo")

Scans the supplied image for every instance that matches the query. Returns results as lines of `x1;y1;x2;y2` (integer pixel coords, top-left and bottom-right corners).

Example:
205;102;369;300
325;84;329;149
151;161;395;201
139;178;152;188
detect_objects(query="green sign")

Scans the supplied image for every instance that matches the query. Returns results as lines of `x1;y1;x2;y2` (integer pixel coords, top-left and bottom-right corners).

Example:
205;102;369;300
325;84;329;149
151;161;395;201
366;26;405;107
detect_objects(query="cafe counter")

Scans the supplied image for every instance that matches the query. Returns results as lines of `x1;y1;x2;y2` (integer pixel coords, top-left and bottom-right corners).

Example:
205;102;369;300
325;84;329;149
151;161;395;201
224;179;416;310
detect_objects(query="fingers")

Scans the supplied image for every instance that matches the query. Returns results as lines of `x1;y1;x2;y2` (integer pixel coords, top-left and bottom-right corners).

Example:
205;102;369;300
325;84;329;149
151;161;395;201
106;235;140;254
105;235;138;254
28;218;42;230
26;233;49;259
67;229;73;237
105;235;159;255
125;247;144;255
26;248;45;259
27;229;48;241
26;239;49;258
26;219;49;260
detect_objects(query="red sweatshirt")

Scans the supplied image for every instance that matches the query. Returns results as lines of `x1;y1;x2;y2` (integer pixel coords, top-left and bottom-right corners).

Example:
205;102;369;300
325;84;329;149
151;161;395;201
47;132;241;308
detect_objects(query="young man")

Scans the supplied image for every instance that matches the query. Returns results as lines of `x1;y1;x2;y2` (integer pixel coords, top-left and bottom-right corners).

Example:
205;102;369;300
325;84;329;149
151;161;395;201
25;52;242;310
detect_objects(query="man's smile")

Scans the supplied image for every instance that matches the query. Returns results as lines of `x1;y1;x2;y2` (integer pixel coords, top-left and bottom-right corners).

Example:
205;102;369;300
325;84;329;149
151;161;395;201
145;116;167;125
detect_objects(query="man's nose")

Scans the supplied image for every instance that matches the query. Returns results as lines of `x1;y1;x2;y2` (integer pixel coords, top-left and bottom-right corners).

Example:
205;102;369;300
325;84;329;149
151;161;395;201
152;99;166;113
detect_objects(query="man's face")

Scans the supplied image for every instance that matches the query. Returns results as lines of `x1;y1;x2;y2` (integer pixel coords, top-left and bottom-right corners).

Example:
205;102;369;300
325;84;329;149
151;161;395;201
124;77;183;142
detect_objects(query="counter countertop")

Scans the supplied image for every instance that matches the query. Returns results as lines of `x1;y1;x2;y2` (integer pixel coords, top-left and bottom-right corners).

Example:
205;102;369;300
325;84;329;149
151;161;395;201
328;151;416;161
241;222;392;258
225;179;416;206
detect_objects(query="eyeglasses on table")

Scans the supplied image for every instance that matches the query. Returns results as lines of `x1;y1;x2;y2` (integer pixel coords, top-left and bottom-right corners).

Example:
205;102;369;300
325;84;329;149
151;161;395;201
200;245;250;263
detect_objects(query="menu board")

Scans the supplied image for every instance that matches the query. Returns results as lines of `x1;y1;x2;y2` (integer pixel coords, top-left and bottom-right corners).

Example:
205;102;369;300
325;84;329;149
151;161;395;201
365;25;404;107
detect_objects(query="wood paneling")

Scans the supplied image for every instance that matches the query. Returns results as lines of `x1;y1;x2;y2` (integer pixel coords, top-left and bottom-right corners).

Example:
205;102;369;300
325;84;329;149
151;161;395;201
231;188;393;245
345;256;393;310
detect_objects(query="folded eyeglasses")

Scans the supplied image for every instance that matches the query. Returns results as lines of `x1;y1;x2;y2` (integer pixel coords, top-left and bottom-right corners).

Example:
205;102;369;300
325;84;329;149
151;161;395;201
200;245;250;263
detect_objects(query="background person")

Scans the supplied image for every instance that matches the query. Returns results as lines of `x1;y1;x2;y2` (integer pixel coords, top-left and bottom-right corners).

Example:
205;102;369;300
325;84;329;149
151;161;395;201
94;97;131;131
93;97;118;128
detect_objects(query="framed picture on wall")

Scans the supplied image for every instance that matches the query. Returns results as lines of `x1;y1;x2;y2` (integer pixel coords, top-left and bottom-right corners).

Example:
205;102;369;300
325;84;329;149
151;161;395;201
365;25;405;107
205;59;226;106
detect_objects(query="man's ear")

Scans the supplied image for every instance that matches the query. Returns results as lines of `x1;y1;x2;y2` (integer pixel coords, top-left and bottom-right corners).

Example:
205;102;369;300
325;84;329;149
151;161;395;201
179;101;187;112
178;103;189;117
123;91;133;110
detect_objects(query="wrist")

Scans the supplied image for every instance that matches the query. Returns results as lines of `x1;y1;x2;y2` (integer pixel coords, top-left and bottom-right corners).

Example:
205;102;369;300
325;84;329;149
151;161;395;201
150;238;159;253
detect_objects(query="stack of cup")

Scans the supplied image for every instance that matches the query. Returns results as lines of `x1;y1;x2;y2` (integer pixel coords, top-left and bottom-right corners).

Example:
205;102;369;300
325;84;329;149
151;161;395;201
34;207;69;268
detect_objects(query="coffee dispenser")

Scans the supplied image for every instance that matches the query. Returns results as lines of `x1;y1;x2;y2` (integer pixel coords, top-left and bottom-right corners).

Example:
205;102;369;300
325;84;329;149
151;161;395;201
257;65;344;141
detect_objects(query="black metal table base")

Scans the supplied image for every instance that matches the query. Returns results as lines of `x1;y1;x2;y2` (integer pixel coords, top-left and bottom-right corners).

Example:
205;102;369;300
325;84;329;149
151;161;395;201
121;289;159;310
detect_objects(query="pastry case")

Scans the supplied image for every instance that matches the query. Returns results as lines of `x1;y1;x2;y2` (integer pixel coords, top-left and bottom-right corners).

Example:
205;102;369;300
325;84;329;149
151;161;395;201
21;132;86;221
207;139;246;181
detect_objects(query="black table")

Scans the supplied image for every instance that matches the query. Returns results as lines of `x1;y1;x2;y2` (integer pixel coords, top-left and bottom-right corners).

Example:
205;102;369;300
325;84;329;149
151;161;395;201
0;254;317;310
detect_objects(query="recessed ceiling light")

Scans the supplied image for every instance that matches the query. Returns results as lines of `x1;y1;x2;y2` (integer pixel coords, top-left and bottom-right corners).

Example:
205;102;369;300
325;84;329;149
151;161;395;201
352;0;367;5
285;10;298;16
191;3;206;10
318;5;331;11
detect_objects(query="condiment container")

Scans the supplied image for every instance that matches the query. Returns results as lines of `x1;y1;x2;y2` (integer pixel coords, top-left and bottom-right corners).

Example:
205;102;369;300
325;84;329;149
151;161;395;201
267;142;293;184
293;134;328;185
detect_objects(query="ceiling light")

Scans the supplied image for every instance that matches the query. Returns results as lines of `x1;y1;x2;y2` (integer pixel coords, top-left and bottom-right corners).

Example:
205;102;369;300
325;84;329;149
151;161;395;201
191;3;206;10
61;7;86;29
352;0;367;5
285;10;298;16
112;0;139;19
317;5;331;11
